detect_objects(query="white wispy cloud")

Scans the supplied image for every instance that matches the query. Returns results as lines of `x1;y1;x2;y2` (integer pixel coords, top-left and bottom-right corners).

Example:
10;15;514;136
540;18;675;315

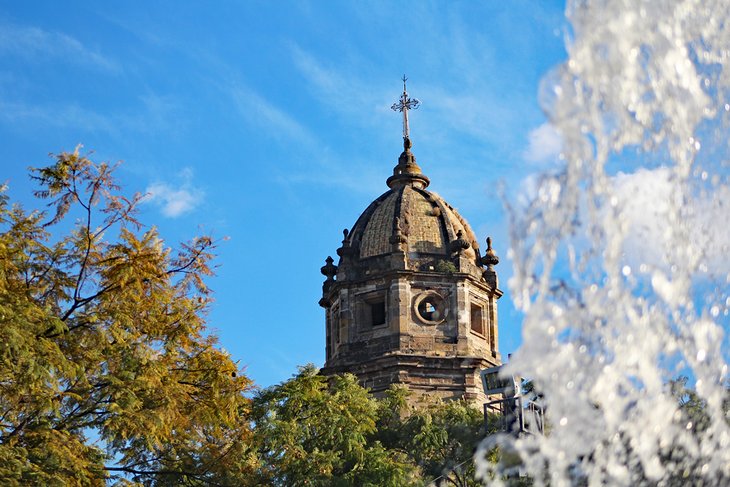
223;75;383;194
0;99;118;134
286;45;514;206
290;45;381;111
289;41;532;153
144;168;204;218
420;88;519;144
230;84;315;146
132;93;186;135
523;123;562;164
290;46;348;99
0;93;183;136
289;44;399;132
0;21;119;72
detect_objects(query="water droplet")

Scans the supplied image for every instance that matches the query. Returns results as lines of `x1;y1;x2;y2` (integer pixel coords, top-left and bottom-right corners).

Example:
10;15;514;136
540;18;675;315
711;305;720;317
560;417;568;426
697;349;707;362
622;265;631;276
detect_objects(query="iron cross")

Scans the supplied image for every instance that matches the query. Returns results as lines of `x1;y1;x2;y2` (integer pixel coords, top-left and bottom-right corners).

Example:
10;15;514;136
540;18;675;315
391;75;420;140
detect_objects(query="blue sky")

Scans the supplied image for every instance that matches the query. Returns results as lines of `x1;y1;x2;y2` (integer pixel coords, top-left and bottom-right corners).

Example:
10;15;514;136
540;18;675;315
0;1;568;388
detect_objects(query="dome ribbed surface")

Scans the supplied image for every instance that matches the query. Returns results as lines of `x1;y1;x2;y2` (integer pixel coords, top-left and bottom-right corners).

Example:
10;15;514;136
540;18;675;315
352;184;477;259
359;191;400;257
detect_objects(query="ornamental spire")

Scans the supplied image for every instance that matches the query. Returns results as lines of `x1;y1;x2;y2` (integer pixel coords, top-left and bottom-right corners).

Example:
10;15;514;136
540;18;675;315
391;75;420;147
386;76;429;189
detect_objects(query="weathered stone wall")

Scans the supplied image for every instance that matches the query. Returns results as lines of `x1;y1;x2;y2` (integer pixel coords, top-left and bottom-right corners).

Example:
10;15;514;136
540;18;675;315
322;269;500;403
319;177;503;404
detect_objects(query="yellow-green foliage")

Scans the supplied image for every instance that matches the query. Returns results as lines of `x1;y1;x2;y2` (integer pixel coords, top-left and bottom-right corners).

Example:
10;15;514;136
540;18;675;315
0;149;502;486
250;370;496;487
0;150;253;485
251;366;420;487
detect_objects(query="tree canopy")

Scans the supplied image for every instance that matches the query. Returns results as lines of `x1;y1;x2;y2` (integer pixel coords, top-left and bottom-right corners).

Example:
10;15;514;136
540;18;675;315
0;149;497;486
250;365;492;487
0;149;253;485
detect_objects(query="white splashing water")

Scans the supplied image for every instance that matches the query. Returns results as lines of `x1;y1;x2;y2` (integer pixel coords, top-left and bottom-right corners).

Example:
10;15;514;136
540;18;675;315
478;1;730;485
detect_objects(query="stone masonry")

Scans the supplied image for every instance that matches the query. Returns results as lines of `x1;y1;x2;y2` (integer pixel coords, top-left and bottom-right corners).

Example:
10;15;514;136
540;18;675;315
319;130;503;404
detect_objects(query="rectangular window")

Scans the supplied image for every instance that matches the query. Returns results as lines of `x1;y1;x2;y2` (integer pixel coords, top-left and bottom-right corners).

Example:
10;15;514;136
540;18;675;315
332;305;341;344
488;301;496;351
470;303;484;335
370;300;386;327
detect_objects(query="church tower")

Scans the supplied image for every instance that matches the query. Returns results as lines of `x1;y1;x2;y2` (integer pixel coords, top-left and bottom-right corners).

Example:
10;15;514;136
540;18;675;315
319;79;502;402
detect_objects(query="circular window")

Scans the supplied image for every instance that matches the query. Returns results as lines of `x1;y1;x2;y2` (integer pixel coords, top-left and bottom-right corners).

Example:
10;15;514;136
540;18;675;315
413;292;448;325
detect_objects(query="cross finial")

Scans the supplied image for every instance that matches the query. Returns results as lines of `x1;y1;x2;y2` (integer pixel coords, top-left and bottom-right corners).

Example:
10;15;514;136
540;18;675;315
391;75;420;144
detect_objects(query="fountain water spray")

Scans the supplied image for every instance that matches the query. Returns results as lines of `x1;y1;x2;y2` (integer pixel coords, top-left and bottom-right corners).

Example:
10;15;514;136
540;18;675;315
478;1;730;485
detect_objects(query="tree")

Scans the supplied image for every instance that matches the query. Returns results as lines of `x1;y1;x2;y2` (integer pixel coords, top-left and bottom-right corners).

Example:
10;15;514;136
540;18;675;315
250;365;419;486
0;149;254;486
375;388;491;487
248;365;511;486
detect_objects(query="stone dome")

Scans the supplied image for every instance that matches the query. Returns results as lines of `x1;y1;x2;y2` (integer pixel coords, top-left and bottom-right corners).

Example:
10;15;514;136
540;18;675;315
336;137;485;275
348;185;479;260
